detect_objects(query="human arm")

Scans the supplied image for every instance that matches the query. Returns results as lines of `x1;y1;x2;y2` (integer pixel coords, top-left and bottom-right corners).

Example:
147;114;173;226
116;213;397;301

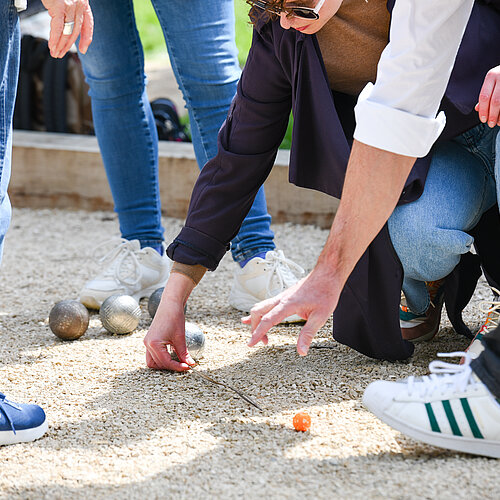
144;23;291;371
246;0;477;353
475;65;500;128
144;268;205;371
245;141;415;354
41;0;93;59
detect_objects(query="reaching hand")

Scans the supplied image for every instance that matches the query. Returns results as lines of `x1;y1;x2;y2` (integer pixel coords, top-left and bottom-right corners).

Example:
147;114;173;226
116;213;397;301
242;265;342;356
143;273;197;372
475;65;500;128
41;0;93;58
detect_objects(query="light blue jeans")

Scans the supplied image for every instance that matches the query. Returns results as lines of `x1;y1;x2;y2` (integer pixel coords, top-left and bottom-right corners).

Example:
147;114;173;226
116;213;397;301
0;1;19;264
389;124;500;314
78;0;275;262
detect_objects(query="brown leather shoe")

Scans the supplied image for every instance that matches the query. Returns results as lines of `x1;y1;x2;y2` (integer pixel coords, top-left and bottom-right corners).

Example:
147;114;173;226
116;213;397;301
400;279;445;342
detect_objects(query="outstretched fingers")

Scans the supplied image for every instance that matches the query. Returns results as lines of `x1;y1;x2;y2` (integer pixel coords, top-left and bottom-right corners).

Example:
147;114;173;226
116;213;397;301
297;314;325;356
246;297;297;347
476;67;500;127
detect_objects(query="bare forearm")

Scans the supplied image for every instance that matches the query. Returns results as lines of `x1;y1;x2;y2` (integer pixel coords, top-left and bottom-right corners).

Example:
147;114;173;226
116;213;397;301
317;140;416;286
163;270;199;307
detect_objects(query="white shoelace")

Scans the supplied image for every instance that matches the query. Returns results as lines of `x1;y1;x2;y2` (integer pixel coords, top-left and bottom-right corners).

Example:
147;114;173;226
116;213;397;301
93;238;143;287
406;351;479;399
263;250;305;295
478;287;500;334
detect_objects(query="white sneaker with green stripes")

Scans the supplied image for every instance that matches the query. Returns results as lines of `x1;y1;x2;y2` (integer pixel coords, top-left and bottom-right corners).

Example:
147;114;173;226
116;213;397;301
363;352;500;458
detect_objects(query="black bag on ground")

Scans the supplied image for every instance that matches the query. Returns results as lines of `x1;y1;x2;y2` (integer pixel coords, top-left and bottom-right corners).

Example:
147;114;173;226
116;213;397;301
150;98;190;142
14;34;94;135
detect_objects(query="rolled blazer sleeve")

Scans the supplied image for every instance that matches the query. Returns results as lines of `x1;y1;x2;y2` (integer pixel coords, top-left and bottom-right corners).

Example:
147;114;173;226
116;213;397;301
167;25;292;270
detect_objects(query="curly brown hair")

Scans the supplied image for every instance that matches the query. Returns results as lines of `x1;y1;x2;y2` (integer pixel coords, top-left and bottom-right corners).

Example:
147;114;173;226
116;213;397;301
246;1;315;25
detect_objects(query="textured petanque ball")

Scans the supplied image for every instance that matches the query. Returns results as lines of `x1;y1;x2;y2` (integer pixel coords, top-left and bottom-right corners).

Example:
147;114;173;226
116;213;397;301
147;287;164;319
100;294;141;334
49;300;89;340
148;287;187;319
185;322;206;359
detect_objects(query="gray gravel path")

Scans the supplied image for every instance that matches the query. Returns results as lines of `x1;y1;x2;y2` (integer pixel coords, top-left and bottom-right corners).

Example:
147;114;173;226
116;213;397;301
0;208;498;499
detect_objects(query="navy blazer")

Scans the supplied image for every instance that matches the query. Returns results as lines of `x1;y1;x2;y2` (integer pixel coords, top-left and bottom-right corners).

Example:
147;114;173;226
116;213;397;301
168;1;500;360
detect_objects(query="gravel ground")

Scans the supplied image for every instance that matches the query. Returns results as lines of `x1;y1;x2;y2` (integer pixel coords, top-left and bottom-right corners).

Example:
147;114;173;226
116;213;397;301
0;208;498;500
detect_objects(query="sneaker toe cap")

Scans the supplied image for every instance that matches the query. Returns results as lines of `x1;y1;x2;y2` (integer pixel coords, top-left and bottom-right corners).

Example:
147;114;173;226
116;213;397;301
363;380;402;415
1;403;46;432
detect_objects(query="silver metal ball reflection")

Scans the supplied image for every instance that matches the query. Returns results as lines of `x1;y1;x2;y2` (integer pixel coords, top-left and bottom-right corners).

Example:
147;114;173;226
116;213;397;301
184;322;206;359
49;300;89;340
100;294;141;334
147;287;164;319
148;287;188;319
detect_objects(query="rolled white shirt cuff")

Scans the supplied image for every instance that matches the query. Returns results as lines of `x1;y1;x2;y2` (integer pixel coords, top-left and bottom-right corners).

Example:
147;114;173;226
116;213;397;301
353;83;447;158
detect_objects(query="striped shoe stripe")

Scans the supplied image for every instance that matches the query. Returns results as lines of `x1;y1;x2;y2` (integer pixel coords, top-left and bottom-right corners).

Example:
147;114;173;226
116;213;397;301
442;400;462;436
425;403;441;432
460;398;484;439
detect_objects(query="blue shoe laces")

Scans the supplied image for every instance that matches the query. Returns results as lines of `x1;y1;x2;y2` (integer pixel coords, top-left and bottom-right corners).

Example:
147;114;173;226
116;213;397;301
0;393;21;434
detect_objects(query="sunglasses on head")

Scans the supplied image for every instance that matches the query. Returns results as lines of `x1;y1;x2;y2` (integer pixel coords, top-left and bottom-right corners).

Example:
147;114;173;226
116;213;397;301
248;0;326;20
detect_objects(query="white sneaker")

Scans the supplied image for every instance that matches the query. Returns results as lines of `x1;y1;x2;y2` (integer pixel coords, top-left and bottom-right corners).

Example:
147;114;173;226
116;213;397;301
79;239;171;309
363;352;500;458
466;287;500;360
229;250;305;323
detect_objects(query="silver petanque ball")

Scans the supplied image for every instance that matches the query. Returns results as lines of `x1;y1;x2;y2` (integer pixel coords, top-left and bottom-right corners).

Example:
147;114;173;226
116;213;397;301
100;294;141;335
49;300;89;340
147;287;164;319
148;287;188;319
185;322;206;359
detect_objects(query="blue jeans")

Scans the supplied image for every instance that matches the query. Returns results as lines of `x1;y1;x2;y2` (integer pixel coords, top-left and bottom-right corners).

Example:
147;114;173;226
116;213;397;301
78;0;275;262
389;124;500;314
0;1;19;264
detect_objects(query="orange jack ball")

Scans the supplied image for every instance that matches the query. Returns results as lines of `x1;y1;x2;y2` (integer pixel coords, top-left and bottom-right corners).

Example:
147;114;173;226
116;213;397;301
293;412;311;432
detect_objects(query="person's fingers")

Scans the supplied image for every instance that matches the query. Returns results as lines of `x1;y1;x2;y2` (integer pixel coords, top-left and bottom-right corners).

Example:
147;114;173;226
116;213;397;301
477;72;496;124
296;315;325;356
248;302;294;347
171;338;196;367
144;338;191;372
78;5;94;54
248;296;279;332
54;3;77;57
487;79;500;127
48;12;64;57
58;7;84;58
241;315;251;325
146;349;160;369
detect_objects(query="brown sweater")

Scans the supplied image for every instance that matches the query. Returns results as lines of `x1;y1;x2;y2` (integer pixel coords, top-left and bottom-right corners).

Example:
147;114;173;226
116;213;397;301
316;0;390;96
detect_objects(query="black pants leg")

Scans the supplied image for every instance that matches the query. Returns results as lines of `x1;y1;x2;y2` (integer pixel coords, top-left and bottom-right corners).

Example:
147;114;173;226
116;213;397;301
471;325;500;399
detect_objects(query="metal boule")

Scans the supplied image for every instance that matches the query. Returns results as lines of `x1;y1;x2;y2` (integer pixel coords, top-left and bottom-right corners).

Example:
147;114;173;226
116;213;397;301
49;300;89;340
100;294;141;334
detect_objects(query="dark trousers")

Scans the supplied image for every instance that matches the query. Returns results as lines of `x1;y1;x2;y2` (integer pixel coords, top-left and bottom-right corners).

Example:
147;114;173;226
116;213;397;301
471;325;500;399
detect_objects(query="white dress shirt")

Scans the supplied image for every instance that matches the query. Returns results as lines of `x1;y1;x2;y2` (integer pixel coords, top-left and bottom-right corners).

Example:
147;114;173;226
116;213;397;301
353;0;475;157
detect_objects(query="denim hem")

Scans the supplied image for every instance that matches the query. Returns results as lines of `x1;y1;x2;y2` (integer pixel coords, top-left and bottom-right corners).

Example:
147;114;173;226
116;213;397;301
139;239;164;247
231;244;276;263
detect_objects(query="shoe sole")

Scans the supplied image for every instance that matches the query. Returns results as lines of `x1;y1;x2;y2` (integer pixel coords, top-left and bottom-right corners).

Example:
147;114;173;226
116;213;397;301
363;395;500;459
0;419;48;446
229;291;304;324
80;283;167;310
407;322;440;343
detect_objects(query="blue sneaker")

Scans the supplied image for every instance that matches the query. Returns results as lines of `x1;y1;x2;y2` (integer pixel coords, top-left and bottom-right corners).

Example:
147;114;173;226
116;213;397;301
0;393;47;446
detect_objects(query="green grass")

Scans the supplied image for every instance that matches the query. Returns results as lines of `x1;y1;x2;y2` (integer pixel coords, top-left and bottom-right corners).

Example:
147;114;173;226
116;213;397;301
132;0;292;148
132;0;253;63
